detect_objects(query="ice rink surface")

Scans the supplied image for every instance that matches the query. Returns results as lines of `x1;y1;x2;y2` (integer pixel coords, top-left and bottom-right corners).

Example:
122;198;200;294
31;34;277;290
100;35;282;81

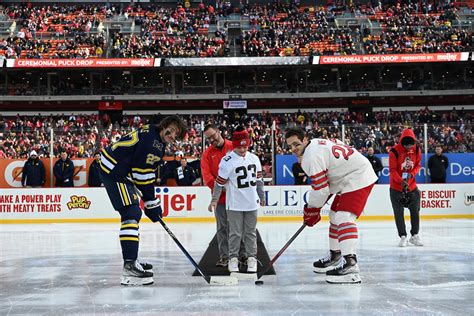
0;219;473;315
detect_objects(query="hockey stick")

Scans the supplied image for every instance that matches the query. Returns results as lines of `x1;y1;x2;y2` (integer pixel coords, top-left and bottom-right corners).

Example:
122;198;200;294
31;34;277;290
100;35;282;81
156;217;238;286
132;183;237;286
256;223;307;280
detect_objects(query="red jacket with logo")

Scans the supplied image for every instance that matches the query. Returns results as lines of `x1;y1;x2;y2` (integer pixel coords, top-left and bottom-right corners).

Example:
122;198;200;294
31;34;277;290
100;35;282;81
201;139;233;204
389;129;422;192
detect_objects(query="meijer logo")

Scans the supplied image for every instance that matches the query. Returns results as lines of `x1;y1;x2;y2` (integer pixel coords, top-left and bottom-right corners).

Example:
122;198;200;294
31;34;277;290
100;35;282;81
150;188;196;217
465;193;474;206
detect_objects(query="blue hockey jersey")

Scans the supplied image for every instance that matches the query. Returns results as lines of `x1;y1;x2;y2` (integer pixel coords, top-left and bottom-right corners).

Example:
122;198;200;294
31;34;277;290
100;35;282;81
100;124;164;202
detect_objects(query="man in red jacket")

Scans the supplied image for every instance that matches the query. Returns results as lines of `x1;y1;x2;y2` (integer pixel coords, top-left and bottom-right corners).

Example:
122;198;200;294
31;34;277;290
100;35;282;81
202;124;234;266
389;128;423;247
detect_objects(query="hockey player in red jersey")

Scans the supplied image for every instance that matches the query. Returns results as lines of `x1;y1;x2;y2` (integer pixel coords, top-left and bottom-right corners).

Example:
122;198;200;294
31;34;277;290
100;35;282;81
285;128;377;284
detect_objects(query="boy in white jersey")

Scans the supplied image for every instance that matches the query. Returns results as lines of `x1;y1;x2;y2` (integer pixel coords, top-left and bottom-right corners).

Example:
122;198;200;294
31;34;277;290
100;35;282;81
285;128;377;284
208;127;265;273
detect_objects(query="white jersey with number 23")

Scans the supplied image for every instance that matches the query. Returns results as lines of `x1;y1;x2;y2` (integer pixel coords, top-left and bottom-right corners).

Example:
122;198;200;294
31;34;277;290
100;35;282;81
215;151;263;211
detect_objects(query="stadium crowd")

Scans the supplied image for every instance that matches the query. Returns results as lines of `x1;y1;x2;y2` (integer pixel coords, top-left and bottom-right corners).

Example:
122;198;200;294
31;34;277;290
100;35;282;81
362;2;471;54
0;108;471;162
240;2;356;56
110;31;228;58
110;4;229;58
0;0;471;58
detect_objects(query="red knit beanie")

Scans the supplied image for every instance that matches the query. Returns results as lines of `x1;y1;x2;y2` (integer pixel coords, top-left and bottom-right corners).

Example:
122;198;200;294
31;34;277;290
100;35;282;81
232;129;250;148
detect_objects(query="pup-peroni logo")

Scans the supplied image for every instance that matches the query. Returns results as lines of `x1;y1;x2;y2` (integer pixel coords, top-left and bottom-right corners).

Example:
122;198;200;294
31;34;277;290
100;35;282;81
67;195;91;210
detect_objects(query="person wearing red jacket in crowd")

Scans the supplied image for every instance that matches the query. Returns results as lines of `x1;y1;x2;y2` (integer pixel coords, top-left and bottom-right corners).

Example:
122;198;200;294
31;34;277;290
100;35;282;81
201;124;234;267
389;128;423;247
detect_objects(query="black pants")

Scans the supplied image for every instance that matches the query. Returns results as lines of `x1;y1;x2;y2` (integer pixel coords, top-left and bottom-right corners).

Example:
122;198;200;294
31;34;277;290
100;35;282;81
430;177;446;183
390;188;421;237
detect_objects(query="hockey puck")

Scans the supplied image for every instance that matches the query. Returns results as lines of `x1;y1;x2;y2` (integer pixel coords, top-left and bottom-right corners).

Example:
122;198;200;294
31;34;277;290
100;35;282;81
255;280;264;285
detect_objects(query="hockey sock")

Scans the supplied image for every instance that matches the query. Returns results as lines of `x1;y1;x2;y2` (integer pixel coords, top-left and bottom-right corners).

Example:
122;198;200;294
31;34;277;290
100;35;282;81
329;221;339;251
337;222;358;256
120;220;139;261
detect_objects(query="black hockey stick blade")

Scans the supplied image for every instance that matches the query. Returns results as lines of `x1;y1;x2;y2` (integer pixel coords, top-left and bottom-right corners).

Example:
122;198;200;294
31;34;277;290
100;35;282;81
156;217;238;286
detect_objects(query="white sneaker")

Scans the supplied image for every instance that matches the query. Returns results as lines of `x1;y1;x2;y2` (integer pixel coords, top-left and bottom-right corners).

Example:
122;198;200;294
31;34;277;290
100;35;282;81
228;257;239;273
247;257;258;273
399;236;408;247
409;234;423;246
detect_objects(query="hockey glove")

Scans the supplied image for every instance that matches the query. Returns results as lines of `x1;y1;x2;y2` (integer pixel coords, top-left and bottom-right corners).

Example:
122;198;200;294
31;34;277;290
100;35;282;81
303;204;321;227
144;198;163;222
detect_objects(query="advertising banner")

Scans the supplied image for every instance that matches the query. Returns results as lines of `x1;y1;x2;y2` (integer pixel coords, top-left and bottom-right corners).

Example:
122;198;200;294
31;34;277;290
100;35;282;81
276;154;298;185
276;153;474;185
0;158;91;188
6;58;155;68
0;188;112;220
315;52;469;65
98;101;123;110
0;184;472;222
164;56;309;67
0;156;187;188
223;100;247;109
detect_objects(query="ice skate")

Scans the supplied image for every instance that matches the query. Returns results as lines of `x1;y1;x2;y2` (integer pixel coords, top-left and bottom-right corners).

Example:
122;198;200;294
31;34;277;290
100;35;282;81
138;260;153;271
326;255;361;284
409;234;423;246
313;250;342;273
121;260;154;286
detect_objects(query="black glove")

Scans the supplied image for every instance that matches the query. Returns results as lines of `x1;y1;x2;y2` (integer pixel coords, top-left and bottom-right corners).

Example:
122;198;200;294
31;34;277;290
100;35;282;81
144;199;162;222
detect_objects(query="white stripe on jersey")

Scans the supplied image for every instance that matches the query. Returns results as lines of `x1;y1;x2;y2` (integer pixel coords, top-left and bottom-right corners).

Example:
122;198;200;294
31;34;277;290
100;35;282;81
132;172;155;181
101;155;115;170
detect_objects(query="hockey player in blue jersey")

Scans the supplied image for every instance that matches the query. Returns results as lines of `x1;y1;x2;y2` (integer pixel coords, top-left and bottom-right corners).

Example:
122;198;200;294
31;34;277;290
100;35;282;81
100;115;187;286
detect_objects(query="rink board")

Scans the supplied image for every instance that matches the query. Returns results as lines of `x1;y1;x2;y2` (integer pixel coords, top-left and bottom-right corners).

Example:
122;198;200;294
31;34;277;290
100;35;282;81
0;184;472;223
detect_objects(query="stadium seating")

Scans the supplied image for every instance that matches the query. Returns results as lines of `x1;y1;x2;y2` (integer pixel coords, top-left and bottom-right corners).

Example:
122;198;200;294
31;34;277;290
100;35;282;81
0;1;471;58
0;108;471;159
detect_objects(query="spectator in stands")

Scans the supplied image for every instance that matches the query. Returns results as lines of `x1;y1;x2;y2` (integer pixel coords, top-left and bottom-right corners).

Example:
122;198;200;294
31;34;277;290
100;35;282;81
53;149;75;187
428;145;449;183
160;155;180;185
88;151;103;187
366;147;383;183
21;150;45;188
173;157;197;186
292;156;307;185
0;108;471;162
